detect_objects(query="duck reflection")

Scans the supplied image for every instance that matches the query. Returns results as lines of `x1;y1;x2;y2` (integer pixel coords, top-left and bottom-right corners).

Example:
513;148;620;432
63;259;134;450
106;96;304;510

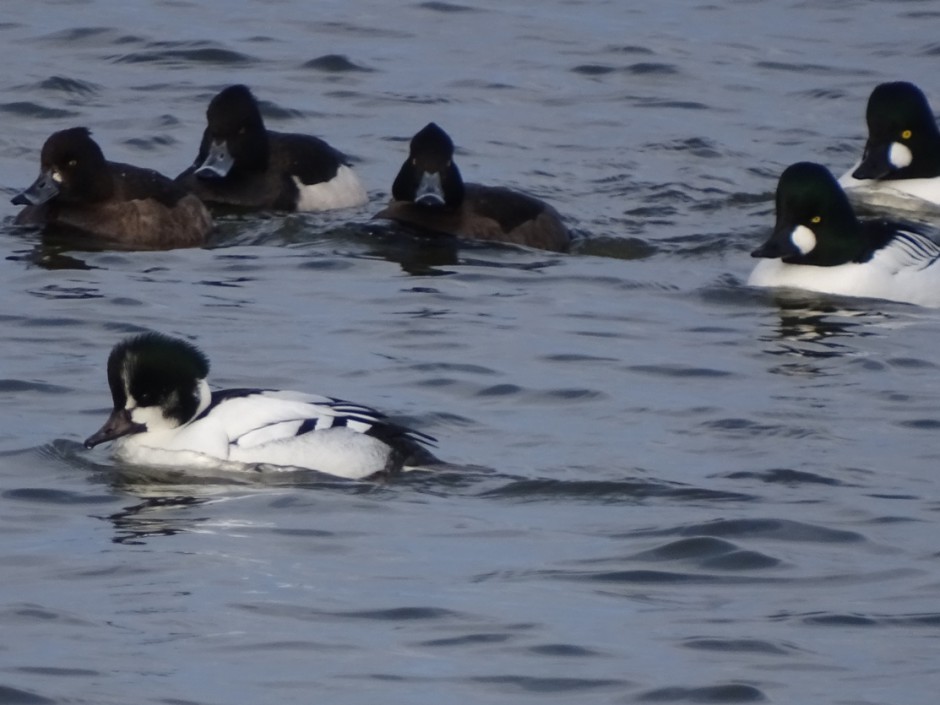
106;494;210;545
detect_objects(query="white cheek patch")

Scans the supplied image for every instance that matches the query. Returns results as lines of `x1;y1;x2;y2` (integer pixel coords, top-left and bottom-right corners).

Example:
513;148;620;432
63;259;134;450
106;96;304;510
129;404;180;431
889;142;913;169
52;170;63;184
791;225;817;255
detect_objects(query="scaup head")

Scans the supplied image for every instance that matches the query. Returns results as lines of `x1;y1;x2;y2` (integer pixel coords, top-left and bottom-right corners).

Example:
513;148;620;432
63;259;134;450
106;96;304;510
193;84;269;180
752;162;866;266
392;122;464;208
852;81;940;181
12;127;113;207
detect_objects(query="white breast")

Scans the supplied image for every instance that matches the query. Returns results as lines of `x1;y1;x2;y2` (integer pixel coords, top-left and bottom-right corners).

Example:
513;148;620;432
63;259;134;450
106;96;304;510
749;235;940;308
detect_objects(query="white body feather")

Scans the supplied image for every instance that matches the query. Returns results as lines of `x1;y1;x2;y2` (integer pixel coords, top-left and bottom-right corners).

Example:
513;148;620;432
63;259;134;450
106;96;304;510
294;165;367;211
748;230;940;307
116;390;424;479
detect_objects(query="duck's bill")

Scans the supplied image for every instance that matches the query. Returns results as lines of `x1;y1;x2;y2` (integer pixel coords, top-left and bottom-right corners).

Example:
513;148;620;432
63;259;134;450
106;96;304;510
414;171;446;207
851;144;892;180
84;408;145;449
11;170;59;206
194;141;234;179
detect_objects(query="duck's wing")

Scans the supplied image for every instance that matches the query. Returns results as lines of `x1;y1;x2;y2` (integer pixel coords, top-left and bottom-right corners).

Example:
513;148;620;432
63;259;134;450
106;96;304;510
199;389;435;450
879;228;940;273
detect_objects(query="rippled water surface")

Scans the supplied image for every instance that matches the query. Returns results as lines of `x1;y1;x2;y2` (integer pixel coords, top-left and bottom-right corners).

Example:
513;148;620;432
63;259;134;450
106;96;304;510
2;1;940;703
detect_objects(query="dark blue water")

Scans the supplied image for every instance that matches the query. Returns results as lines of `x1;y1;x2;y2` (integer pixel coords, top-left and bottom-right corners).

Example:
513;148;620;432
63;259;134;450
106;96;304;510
1;1;940;703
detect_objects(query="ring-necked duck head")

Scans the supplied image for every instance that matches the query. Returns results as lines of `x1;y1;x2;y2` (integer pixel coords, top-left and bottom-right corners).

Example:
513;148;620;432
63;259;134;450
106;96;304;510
392;122;465;208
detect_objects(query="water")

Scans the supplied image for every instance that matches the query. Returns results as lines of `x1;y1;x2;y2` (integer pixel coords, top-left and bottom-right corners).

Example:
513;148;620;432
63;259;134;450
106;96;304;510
1;1;940;703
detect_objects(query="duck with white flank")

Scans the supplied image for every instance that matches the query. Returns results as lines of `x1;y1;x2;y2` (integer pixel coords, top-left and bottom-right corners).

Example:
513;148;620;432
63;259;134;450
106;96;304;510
839;81;940;210
176;85;367;212
84;333;437;479
750;162;940;307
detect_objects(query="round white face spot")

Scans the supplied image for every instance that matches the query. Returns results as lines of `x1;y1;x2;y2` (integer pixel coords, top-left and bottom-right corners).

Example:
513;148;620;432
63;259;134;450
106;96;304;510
790;224;817;255
51;170;63;183
889;141;913;169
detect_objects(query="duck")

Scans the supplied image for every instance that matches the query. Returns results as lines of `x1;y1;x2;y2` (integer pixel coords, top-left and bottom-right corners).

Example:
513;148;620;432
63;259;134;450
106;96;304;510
175;84;367;212
83;332;437;479
838;81;940;209
749;161;940;307
12;127;211;249
374;122;571;252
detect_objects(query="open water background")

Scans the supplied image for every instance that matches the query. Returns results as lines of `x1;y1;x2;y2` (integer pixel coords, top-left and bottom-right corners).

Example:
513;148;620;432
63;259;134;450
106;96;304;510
1;1;940;703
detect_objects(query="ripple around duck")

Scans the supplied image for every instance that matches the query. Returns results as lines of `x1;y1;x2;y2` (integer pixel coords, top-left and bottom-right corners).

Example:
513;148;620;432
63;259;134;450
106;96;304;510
478;478;754;504
625;518;864;544
723;468;845;486
466;675;628;694
624;537;782;571
111;44;257;66
775;611;940;628
417;1;479;12
33;76;101;95
0;379;70;394
638;683;767;703
301;53;374;72
234;602;468;623
0;102;80;119
36;27;144;46
681;637;797;656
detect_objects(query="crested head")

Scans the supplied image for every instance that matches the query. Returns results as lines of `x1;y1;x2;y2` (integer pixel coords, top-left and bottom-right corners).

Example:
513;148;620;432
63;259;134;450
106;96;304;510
410;122;455;158
201;84;268;173
392;122;464;206
38;127;112;203
107;332;210;428
208;84;262;124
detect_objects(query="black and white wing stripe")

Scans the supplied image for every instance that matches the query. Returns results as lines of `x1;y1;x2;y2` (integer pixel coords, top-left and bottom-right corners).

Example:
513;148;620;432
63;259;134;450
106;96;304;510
200;389;435;451
889;230;940;271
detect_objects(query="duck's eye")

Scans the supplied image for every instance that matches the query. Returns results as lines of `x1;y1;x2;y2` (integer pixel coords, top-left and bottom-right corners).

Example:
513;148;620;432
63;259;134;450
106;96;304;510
902;129;912;140
67;159;77;168
811;215;821;224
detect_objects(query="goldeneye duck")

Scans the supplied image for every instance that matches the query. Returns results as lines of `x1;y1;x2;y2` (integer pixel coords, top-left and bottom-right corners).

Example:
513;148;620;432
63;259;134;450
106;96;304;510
750;162;940;307
83;332;437;479
838;81;940;209
175;84;367;212
12;127;212;250
374;122;571;252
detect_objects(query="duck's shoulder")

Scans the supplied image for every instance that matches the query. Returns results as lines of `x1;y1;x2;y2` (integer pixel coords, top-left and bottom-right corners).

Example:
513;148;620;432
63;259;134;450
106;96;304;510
109;161;193;207
267;130;350;184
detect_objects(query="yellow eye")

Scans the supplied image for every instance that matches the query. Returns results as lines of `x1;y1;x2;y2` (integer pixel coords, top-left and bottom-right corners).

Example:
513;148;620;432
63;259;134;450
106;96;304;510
902;129;912;140
67;159;77;168
811;216;821;224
